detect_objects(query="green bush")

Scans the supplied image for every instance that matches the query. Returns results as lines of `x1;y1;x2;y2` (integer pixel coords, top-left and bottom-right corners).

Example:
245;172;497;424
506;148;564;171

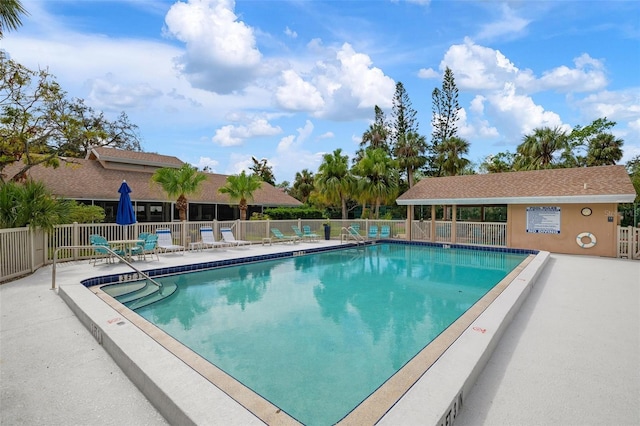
263;207;324;220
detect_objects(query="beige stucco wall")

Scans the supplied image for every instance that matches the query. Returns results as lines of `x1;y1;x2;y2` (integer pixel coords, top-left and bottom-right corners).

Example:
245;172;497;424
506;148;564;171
507;203;619;257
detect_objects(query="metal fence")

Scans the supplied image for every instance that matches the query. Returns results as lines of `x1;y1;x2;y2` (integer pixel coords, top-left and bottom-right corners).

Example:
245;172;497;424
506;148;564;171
1;218;512;283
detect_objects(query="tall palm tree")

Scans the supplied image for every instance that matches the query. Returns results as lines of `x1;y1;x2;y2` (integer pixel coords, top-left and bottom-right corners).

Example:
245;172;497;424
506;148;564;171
352;148;399;218
394;131;427;187
0;0;28;38
515;127;568;170
152;164;207;221
437;136;471;176
291;169;315;203
218;170;263;221
315;148;353;219
586;133;623;166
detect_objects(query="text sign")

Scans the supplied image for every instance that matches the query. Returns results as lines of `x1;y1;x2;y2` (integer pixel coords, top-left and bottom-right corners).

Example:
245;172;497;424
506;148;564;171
526;206;561;234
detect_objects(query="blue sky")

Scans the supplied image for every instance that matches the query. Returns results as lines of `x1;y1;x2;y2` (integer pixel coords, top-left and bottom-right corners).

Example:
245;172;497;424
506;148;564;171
3;0;639;183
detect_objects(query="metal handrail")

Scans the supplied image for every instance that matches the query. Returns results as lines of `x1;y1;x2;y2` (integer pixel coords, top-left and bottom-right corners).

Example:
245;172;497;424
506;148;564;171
341;226;365;244
51;245;162;290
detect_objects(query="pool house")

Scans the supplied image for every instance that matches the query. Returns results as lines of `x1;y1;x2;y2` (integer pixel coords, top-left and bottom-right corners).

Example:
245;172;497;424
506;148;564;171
396;165;637;258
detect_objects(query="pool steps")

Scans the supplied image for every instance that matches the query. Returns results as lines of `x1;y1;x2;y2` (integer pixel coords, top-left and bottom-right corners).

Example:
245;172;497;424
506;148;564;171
102;280;178;309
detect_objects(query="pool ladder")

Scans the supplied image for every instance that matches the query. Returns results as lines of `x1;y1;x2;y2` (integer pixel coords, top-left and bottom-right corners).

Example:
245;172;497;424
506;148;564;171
341;226;366;245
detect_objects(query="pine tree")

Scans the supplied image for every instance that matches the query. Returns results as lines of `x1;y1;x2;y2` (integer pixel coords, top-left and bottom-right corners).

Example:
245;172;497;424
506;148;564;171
430;67;461;176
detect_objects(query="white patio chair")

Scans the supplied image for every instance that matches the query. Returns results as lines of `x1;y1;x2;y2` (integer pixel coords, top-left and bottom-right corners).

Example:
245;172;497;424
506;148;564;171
155;228;185;254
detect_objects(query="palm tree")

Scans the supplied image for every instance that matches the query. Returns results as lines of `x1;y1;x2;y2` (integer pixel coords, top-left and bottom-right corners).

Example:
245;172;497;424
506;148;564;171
437;136;471;176
315;148;353;220
352;148;399;218
586;133;623;166
0;180;71;231
515;127;568;170
0;0;28;38
291;169;315;203
218;170;263;221
394;131;427;187
152;164;207;221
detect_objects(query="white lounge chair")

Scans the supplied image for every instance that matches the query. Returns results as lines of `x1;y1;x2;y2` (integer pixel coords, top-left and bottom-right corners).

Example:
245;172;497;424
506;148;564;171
200;227;228;250
155;228;185;254
220;228;251;247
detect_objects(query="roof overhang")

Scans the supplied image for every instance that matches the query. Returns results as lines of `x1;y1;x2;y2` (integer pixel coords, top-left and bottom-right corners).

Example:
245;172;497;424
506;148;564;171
396;194;637;205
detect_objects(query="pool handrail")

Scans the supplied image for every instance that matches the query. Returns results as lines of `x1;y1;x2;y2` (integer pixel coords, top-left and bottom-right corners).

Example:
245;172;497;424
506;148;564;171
51;245;162;291
341;226;365;244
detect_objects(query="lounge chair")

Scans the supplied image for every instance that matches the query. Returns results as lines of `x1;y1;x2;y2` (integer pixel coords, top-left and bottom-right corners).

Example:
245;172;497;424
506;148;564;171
200;227;228;250
89;234;124;265
156;228;185;254
303;226;320;241
271;228;300;244
292;225;318;242
220;228;251;247
380;225;391;238
368;225;379;239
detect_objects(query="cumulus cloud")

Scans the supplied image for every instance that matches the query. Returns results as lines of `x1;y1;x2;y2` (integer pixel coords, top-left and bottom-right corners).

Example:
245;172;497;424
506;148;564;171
274;42;395;120
272;120;325;178
164;0;262;94
276;70;326;111
486;82;570;139
212;118;282;146
538;54;608;93
418;68;439;79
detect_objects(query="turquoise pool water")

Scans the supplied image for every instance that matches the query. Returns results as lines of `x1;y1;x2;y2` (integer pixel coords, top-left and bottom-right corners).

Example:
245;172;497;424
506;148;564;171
134;243;527;425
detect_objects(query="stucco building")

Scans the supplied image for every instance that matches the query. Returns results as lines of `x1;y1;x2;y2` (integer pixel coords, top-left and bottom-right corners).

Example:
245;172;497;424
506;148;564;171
397;165;637;257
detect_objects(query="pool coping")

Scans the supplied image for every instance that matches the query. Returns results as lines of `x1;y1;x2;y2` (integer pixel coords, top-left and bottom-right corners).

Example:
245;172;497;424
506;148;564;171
58;242;549;425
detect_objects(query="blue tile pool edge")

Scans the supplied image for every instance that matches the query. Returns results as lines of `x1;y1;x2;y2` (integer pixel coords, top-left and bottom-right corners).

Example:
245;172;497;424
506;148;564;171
81;241;538;288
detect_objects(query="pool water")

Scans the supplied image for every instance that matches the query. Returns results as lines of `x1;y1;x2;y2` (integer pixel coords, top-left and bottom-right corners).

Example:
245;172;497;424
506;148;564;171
134;243;527;425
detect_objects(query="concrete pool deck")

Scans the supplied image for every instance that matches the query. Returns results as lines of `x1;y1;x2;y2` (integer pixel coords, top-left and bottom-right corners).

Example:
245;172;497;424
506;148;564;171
1;242;638;425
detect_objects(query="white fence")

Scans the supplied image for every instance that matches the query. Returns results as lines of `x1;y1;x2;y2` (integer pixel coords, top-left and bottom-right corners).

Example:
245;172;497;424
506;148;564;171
1;218;514;283
411;220;507;246
617;226;640;259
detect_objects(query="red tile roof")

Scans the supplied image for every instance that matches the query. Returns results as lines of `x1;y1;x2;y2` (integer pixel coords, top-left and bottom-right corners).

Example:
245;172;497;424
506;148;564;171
397;165;637;205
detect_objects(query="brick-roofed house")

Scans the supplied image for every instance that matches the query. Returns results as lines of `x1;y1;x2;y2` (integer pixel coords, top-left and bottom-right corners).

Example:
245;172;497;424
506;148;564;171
7;147;301;222
396;165;637;257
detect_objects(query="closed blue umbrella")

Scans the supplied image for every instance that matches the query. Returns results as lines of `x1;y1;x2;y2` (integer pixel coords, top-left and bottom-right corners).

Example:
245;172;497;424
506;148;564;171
116;180;136;225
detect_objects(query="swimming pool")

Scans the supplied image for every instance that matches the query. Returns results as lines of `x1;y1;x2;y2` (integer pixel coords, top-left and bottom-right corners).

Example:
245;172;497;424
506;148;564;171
101;242;531;425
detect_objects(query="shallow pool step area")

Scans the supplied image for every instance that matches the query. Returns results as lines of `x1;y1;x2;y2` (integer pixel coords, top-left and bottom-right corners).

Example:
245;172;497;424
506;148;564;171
101;280;178;310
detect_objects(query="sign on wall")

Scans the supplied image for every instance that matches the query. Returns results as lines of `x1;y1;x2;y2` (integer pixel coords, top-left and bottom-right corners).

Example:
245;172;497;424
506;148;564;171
526;206;561;234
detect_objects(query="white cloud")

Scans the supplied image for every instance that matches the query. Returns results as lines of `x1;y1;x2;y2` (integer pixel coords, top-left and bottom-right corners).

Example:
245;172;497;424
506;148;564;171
164;0;262;93
538;54;607;93
272;120;324;178
274;42;395;120
196;156;220;172
86;74;163;110
211;118;282;146
486;82;570;140
318;131;335;140
418;68;439;79
475;3;531;41
284;26;297;38
276;70;326;111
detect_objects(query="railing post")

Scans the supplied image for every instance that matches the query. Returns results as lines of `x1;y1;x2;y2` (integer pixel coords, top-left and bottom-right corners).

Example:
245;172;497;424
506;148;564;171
73;222;79;261
29;227;36;273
